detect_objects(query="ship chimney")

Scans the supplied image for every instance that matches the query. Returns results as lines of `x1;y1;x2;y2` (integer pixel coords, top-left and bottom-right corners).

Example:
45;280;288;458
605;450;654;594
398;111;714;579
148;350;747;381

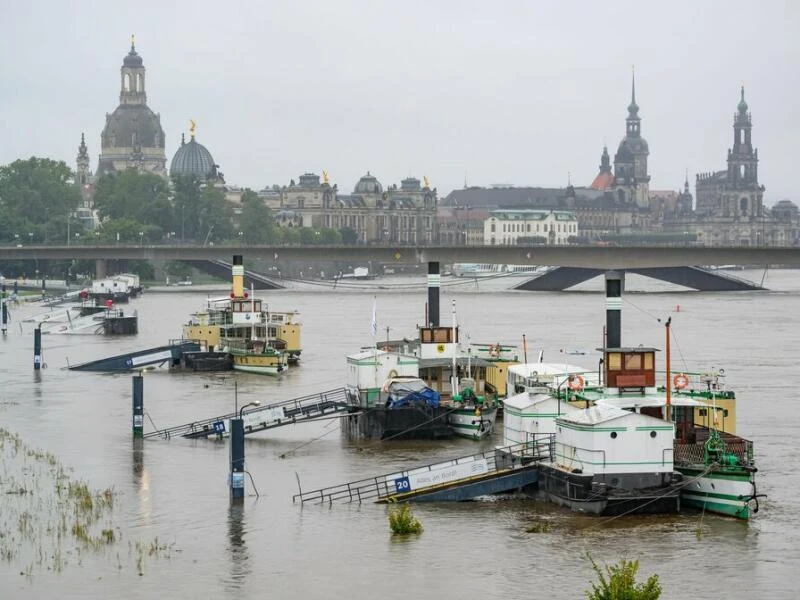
427;261;440;327
605;271;623;348
232;255;245;298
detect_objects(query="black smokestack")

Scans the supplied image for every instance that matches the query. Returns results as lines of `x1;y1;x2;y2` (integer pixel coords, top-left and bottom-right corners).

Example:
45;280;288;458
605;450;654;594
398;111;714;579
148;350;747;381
605;271;623;348
427;261;440;327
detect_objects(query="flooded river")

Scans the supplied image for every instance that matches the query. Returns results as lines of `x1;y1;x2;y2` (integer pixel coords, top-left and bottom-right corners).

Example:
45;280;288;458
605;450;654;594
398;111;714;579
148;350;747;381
1;268;798;599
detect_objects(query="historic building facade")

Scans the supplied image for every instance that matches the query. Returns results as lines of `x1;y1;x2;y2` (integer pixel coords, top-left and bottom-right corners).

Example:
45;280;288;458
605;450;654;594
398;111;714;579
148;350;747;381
96;39;167;177
273;172;438;244
484;209;578;245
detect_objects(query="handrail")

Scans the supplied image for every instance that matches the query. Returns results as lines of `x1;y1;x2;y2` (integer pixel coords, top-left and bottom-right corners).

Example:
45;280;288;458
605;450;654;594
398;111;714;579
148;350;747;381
293;436;555;505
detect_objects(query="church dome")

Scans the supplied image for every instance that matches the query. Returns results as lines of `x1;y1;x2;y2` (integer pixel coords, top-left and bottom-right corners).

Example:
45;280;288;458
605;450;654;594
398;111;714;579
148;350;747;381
737;86;748;113
170;134;217;180
101;104;165;149
123;43;143;68
354;172;383;194
616;136;649;158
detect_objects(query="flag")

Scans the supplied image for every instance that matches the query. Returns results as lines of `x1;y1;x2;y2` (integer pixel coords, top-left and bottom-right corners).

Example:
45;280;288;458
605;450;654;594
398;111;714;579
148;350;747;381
370;297;377;337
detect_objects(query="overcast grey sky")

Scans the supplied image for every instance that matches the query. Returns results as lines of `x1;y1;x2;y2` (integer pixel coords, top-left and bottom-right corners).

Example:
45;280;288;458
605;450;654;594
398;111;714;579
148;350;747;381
1;1;798;203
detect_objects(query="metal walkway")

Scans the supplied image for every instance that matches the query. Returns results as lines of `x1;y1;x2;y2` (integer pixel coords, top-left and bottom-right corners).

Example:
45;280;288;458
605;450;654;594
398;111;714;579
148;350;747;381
144;387;352;440
293;436;555;505
68;340;199;371
184;259;285;290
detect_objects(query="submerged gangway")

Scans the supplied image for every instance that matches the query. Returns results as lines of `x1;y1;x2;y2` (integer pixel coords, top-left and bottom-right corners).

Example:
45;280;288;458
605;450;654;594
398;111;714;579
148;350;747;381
144;387;353;440
293;436;555;505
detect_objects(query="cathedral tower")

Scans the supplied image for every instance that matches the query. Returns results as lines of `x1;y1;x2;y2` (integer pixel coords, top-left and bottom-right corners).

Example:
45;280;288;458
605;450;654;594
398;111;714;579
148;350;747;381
97;37;167;177
613;72;650;207
723;86;763;218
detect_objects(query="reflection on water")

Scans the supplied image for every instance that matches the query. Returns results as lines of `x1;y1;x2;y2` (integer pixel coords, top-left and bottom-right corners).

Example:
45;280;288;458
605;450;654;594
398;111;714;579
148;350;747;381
227;503;251;588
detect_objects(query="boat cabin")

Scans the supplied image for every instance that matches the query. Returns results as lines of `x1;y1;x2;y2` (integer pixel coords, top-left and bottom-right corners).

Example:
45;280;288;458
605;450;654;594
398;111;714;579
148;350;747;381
503;391;579;446
600;346;658;393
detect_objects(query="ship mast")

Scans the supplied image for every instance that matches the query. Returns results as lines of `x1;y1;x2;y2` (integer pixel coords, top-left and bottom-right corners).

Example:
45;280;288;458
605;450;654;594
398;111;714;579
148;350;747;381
451;300;459;396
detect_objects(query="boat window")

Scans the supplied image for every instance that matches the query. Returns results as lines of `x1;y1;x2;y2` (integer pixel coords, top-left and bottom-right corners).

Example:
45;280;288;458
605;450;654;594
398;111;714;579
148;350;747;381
650;431;657;438
607;352;622;370
643;352;654;369
610;432;618;439
624;354;642;370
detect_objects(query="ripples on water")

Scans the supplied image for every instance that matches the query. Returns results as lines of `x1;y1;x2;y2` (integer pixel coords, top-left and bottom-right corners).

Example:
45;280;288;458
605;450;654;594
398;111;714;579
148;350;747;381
1;269;799;599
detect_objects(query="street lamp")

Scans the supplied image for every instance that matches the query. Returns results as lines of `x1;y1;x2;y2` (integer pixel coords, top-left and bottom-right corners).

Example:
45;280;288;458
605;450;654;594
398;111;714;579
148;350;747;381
239;401;261;419
139;231;144;247
238;231;243;245
28;232;33;245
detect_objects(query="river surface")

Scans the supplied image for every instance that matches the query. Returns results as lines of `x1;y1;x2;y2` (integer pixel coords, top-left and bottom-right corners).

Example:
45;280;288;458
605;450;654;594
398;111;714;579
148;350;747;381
1;268;799;599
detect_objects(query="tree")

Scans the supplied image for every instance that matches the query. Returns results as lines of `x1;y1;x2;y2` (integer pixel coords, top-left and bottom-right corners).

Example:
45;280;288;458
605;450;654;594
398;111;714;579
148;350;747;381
585;555;662;600
239;189;276;244
340;227;358;245
92;169;170;229
197;185;234;243
171;174;202;241
0;157;81;243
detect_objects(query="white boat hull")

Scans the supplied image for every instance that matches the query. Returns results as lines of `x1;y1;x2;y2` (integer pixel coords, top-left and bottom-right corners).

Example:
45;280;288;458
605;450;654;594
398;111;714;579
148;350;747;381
448;406;498;440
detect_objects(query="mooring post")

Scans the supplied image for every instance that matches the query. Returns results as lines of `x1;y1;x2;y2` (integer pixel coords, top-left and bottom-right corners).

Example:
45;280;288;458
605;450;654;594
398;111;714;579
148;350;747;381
132;374;144;439
33;326;42;370
1;284;7;335
230;416;245;501
427;261;440;327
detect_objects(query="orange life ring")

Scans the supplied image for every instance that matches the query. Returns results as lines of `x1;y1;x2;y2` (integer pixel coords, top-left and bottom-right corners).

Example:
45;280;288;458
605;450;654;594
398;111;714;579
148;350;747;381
673;373;689;389
489;343;501;358
568;375;585;391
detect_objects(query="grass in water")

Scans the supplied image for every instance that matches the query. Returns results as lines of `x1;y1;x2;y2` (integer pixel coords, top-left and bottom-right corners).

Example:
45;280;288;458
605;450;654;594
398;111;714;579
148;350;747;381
388;504;423;535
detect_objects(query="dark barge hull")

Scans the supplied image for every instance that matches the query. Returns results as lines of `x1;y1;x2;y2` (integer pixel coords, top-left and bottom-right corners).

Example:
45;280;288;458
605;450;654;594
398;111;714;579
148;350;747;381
182;351;233;372
537;464;681;516
342;406;453;440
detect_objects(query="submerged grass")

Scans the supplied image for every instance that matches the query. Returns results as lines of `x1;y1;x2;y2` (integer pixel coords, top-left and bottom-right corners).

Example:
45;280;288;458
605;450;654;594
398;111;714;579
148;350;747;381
0;426;175;579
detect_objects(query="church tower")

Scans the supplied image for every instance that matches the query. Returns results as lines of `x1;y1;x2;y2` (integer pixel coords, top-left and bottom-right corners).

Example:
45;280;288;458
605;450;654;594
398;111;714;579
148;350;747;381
97;36;167;177
613;72;650;207
722;86;764;218
76;133;90;186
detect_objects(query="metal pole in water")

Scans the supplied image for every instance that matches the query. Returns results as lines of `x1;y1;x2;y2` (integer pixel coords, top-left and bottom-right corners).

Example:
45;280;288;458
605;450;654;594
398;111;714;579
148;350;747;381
132;374;144;439
33;326;42;370
230;416;245;501
1;284;7;335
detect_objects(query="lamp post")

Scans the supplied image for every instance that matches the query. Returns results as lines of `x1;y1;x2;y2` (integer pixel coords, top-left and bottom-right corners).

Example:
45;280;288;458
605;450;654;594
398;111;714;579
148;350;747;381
28;232;33;245
139;231;144;247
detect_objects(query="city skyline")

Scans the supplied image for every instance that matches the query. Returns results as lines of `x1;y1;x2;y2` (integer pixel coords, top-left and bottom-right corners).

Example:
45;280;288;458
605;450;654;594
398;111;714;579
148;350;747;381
1;1;798;203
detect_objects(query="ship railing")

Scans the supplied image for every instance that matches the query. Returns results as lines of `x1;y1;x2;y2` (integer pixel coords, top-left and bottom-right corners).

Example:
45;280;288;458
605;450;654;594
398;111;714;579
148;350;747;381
293;436;555;505
673;431;754;467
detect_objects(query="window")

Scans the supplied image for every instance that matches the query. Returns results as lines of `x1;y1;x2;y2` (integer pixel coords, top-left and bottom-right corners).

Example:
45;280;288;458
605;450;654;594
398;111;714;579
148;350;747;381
607;352;622;370
624;354;642;370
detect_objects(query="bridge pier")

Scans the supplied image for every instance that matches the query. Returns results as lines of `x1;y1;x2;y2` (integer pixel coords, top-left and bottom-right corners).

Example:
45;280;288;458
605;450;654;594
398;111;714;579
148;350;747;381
95;259;107;280
132;374;144;439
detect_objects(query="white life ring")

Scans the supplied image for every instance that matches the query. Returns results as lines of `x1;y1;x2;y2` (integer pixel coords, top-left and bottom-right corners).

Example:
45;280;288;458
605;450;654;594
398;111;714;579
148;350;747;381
673;373;689;389
568;375;585;391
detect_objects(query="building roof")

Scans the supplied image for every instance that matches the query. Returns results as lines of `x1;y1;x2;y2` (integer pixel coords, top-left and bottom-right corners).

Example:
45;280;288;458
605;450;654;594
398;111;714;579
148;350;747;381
354;172;383;194
489;209;577;221
102;104;165;149
170;134;217;180
590;171;615;191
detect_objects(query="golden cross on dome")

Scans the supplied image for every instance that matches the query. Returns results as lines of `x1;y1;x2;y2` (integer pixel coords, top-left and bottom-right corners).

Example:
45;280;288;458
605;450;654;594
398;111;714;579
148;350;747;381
189;119;197;139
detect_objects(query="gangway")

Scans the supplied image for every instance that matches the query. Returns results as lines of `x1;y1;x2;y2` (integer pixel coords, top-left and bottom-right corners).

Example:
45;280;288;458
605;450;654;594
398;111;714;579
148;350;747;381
144;387;352;440
67;340;200;371
293;435;555;505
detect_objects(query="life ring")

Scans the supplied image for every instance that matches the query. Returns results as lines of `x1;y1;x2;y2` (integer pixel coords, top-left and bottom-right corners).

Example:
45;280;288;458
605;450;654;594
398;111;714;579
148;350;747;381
489;343;501;358
673;373;689;389
568;375;585;391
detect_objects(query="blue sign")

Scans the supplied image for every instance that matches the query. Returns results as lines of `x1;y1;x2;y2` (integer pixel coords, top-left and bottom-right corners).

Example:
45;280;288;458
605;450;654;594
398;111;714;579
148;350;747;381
213;421;225;434
394;477;411;493
231;472;244;489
